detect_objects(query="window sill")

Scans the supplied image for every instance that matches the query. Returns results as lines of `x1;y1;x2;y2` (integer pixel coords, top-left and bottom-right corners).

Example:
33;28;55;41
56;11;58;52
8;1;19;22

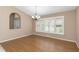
36;31;64;36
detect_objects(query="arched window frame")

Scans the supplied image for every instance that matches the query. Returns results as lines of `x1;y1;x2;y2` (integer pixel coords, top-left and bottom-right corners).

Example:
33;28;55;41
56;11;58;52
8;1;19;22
9;13;21;29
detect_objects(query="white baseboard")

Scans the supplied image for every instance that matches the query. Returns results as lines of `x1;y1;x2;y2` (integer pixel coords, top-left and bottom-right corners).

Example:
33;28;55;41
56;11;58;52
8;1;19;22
0;45;5;52
0;33;76;45
0;34;32;43
34;34;76;43
78;46;79;48
75;42;79;48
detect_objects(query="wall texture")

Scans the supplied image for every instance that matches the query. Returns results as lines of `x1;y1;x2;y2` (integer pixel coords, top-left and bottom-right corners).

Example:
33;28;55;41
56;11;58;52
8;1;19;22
0;7;33;43
76;7;79;48
33;10;76;42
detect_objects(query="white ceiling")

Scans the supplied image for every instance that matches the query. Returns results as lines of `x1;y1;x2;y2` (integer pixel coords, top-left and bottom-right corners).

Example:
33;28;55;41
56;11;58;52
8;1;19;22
16;6;76;16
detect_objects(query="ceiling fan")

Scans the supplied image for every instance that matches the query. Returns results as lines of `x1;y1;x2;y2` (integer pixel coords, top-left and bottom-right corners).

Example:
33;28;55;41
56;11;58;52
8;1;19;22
32;6;40;20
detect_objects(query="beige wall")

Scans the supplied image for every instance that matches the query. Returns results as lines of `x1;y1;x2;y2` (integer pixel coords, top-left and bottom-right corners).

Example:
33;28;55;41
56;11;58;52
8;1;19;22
0;6;77;47
33;10;76;42
76;7;79;48
0;7;33;43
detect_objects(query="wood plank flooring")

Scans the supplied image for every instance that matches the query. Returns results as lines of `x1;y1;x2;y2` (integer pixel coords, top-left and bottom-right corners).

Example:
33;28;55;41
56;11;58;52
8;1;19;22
0;35;79;52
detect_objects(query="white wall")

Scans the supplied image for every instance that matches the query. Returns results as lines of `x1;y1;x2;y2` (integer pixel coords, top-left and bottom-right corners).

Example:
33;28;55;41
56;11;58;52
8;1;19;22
0;7;33;43
33;10;76;42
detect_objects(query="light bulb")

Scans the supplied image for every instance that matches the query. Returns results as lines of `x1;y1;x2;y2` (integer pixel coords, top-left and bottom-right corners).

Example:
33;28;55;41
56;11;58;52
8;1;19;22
36;15;40;19
32;16;35;18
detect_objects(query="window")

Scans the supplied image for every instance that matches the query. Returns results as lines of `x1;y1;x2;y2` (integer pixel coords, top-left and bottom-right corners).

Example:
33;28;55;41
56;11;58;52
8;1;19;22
9;13;21;29
36;16;64;35
55;18;64;34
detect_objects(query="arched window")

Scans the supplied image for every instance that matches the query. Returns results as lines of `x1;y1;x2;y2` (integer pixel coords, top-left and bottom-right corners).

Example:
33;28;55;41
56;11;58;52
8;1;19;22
9;13;21;29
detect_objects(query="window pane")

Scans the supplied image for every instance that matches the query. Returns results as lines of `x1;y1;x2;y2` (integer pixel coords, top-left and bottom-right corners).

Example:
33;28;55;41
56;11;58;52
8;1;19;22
55;19;64;34
43;20;49;32
36;21;41;32
39;21;44;32
49;20;55;33
10;13;21;29
36;16;64;35
36;20;49;32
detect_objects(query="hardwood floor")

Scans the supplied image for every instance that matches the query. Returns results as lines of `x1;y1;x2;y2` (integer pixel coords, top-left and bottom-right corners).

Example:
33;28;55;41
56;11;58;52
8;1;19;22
0;35;79;52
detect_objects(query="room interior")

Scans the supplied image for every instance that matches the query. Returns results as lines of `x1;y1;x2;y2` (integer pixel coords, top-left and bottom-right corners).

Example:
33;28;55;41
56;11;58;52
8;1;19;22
0;6;79;52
